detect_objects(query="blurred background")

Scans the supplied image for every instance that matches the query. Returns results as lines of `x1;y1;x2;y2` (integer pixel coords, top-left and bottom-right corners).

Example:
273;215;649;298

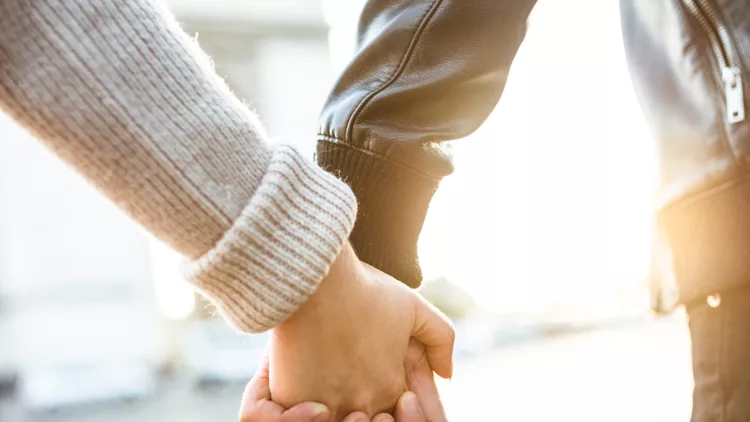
0;0;694;421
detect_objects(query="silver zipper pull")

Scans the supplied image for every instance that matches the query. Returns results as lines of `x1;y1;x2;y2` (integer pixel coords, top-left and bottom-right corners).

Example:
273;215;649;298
722;66;745;124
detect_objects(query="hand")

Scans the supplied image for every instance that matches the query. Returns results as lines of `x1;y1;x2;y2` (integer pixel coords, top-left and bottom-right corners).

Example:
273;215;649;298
268;242;455;420
239;355;430;422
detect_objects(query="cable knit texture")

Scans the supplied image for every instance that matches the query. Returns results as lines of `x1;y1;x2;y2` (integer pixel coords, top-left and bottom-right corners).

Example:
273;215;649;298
0;0;357;332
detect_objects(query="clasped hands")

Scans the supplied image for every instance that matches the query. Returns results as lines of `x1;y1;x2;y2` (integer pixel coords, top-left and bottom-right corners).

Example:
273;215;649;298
239;243;454;422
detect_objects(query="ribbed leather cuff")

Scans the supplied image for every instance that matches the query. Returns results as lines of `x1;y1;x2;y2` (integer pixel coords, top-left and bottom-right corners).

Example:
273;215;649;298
316;140;441;287
184;145;358;333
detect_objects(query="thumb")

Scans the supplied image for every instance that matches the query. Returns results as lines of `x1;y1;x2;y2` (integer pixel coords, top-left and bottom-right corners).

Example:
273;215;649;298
281;403;331;422
410;295;455;378
395;392;426;422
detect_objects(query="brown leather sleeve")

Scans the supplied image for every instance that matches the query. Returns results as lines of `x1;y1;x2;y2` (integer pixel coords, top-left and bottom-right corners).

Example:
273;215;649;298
317;0;536;286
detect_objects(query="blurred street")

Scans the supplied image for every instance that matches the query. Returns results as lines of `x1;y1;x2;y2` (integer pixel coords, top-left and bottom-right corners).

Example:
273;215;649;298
442;314;693;421
0;1;688;421
2;315;693;422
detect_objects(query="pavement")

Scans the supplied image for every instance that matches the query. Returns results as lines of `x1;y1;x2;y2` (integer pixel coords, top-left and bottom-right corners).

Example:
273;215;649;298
1;315;694;422
441;314;693;421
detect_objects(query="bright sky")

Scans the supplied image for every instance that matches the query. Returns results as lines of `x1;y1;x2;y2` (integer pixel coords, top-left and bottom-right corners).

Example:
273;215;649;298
415;0;658;312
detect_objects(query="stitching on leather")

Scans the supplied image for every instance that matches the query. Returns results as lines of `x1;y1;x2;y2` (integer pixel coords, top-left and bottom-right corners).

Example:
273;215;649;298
343;0;445;143
317;136;442;181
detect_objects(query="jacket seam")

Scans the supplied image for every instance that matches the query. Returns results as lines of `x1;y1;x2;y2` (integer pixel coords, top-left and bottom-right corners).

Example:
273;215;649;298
343;0;445;143
317;136;442;181
658;172;750;215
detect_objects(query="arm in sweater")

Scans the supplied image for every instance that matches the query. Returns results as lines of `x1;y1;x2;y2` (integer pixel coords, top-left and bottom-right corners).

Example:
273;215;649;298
0;0;357;333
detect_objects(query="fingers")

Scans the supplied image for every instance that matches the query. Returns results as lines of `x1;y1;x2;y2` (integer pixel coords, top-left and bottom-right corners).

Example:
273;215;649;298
239;356;330;422
240;356;280;422
394;392;426;422
410;296;456;379
347;392;430;422
408;371;446;422
241;400;329;422
342;411;371;422
404;340;448;422
243;355;272;403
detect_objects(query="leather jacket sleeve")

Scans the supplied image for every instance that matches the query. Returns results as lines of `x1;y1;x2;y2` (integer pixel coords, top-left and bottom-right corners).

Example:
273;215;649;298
317;0;537;286
621;0;750;310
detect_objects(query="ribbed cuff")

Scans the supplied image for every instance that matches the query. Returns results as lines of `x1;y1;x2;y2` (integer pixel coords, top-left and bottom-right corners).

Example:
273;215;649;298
316;140;441;287
183;145;358;333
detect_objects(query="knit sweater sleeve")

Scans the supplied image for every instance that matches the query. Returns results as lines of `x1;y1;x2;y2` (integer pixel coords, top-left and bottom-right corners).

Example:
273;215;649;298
0;0;357;333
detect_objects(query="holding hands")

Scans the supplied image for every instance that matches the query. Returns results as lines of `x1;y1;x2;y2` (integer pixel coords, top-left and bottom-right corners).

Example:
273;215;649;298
238;353;435;422
240;243;453;421
240;340;447;422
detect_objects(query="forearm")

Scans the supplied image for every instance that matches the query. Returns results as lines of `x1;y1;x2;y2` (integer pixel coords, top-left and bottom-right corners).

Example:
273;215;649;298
317;0;537;286
0;0;357;332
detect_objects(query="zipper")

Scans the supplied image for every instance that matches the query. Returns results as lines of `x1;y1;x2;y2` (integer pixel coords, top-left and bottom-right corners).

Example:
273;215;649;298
682;0;745;124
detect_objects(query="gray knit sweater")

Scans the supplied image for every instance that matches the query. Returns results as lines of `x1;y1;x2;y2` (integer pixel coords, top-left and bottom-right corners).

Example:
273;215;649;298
0;0;358;333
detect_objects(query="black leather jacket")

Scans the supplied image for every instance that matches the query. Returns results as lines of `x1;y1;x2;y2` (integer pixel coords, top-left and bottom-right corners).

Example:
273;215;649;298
317;0;750;311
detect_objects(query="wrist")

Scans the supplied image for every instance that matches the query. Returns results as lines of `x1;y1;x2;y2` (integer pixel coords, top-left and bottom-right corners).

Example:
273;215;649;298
276;242;368;335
